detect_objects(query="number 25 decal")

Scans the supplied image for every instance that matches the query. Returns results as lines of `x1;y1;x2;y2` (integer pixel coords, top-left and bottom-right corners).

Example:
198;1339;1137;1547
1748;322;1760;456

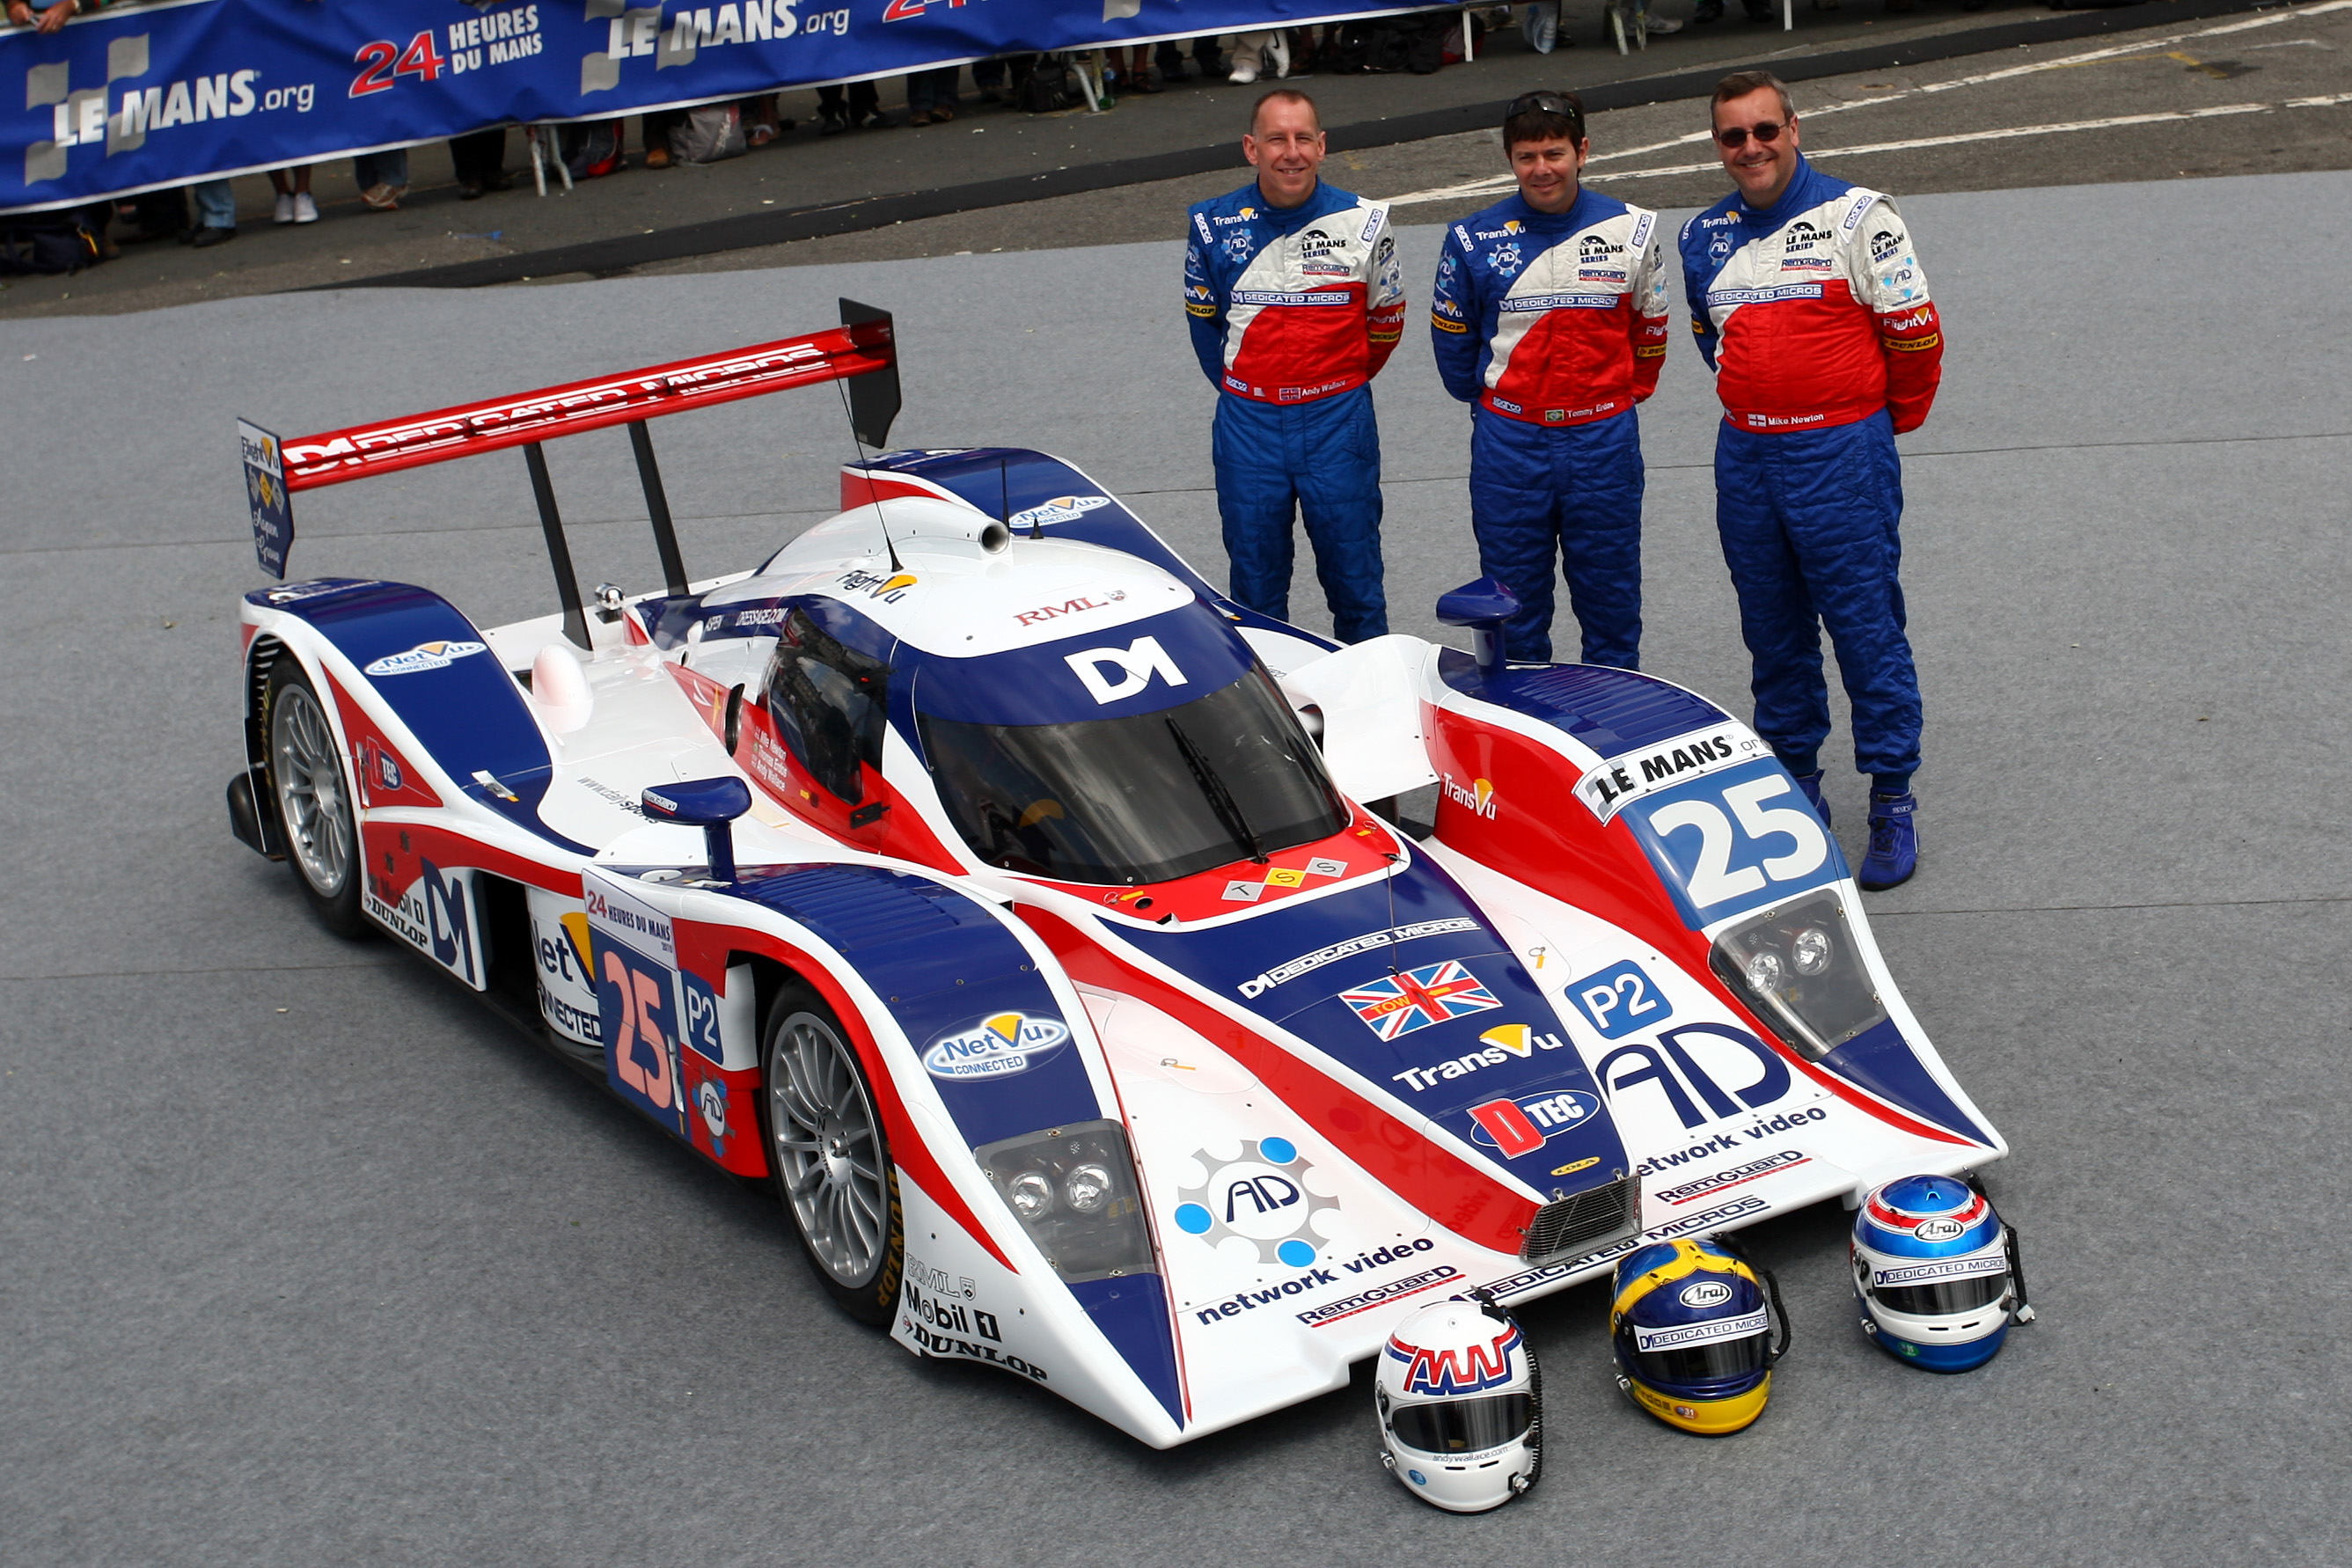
1643;775;1829;912
603;949;675;1108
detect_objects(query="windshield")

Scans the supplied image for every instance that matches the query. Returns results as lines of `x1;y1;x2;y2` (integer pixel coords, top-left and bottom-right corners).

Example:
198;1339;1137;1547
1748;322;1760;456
919;666;1349;885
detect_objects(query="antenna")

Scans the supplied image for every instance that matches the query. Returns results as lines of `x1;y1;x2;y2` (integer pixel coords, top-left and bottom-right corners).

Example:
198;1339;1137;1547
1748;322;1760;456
838;376;904;575
1002;454;1024;539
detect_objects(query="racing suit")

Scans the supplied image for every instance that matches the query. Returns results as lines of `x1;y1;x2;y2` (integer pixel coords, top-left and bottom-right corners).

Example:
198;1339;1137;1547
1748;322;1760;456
1432;188;1671;666
1680;154;1944;790
1185;180;1406;642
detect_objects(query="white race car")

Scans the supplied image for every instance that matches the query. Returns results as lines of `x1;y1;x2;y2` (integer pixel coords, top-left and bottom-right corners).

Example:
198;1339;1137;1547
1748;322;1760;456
226;305;2006;1447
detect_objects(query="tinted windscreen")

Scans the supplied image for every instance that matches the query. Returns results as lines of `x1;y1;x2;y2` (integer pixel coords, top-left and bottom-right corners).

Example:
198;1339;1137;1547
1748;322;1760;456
1874;1271;2007;1318
1628;1331;1769;1389
1388;1394;1532;1455
919;667;1349;884
765;608;890;805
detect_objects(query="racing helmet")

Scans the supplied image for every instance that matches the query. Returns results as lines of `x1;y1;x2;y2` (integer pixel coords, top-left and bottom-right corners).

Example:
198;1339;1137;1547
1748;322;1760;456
1852;1174;2033;1372
1376;1293;1541;1513
1609;1236;1788;1437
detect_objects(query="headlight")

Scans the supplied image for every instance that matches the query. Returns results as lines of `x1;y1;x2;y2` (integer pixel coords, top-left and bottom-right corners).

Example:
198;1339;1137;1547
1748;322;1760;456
976;1119;1154;1282
1007;1170;1056;1220
1710;890;1887;1060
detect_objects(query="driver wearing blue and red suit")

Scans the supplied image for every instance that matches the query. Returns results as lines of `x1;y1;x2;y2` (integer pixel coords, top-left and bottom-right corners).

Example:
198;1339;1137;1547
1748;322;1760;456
1432;90;1671;667
1680;70;1944;889
1186;90;1405;643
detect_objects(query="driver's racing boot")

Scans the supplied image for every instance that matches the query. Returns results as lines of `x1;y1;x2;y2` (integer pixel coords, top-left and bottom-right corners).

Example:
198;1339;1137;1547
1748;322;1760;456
1858;792;1917;890
1792;770;1830;830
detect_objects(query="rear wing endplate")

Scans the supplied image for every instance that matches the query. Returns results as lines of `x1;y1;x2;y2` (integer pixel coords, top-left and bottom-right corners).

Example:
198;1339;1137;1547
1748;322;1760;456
238;298;900;647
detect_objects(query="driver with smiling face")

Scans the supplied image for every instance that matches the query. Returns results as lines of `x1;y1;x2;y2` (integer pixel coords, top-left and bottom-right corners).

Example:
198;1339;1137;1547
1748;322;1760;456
1184;91;1406;646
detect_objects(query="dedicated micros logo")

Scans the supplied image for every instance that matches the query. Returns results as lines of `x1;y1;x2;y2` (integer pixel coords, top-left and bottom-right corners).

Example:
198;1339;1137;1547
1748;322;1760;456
363;640;487;677
923;1012;1070;1080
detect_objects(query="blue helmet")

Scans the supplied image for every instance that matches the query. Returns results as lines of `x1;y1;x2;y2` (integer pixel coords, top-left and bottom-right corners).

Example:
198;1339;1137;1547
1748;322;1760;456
1851;1174;2033;1372
1608;1237;1788;1436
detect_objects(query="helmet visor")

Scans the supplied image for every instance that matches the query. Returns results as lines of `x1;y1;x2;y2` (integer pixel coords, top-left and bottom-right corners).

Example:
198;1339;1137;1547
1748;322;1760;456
1871;1269;2008;1318
1627;1329;1769;1389
1388;1393;1533;1455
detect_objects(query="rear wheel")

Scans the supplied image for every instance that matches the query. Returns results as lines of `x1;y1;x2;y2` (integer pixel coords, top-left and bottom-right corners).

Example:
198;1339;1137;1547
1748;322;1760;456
763;985;903;1325
266;660;364;936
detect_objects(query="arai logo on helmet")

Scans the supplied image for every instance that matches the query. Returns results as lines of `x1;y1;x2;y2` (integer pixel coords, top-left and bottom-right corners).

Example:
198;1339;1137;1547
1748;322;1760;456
1010;495;1111;528
363;640;487;677
1913;1217;1968;1242
922;1012;1071;1079
1680;1280;1733;1309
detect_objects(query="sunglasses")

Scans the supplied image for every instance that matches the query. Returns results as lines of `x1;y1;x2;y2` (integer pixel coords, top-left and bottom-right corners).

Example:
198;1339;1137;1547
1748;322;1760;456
1507;91;1584;120
1714;120;1787;150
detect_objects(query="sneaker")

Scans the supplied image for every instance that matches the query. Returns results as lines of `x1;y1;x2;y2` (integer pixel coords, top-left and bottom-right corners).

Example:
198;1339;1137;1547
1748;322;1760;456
1645;13;1684;30
273;192;295;224
1228;62;1259;83
190;224;236;248
1268;34;1291;77
360;182;403;210
293;192;318;223
819;113;847;137
1857;792;1917;890
1791;770;1831;830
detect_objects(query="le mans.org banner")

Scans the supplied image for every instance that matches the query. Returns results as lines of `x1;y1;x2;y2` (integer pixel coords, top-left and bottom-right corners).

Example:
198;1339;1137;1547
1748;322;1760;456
4;0;1438;213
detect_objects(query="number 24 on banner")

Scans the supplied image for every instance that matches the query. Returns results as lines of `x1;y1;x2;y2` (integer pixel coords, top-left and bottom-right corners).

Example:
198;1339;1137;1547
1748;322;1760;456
350;33;449;97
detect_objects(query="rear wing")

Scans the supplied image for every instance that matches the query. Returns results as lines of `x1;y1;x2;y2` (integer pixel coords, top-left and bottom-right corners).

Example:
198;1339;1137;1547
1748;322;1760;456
238;299;900;647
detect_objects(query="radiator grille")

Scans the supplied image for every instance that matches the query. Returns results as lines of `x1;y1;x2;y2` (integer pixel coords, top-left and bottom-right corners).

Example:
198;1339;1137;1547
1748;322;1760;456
1520;1175;1638;1264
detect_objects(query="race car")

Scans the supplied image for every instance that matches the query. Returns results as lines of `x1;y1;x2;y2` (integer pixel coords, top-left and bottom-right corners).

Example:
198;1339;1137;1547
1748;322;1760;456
223;304;2007;1449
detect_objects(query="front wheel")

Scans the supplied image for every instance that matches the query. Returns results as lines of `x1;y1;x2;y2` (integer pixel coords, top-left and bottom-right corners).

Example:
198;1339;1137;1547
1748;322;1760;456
266;658;365;937
763;984;903;1326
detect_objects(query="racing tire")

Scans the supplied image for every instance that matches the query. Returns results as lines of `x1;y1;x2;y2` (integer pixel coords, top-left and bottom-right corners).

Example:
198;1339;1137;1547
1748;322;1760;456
265;659;365;938
762;983;905;1327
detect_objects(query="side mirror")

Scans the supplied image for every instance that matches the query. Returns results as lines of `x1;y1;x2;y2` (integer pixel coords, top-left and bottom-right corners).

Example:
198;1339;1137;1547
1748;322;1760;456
1434;576;1520;680
642;775;754;882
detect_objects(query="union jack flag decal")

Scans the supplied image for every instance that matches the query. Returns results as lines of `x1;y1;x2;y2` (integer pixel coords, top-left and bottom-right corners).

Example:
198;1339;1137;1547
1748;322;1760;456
1339;960;1502;1040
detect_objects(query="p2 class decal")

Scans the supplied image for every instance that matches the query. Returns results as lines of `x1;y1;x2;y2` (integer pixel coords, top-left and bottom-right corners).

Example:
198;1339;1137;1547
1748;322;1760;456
1565;959;1671;1040
1616;758;1848;929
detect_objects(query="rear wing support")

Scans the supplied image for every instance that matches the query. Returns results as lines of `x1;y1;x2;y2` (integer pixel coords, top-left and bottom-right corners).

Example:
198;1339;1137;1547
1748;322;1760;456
238;299;903;634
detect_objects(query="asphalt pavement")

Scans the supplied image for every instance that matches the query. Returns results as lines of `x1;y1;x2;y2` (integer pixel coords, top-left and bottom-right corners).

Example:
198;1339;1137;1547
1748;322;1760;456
4;10;2352;1561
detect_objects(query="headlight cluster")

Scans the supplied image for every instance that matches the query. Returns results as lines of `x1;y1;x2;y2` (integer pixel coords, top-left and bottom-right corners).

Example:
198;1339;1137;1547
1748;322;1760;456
1708;890;1887;1061
975;1119;1154;1282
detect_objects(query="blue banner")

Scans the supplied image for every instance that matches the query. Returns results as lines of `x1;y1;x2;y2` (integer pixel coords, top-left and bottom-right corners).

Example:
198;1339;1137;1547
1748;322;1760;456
4;0;1437;213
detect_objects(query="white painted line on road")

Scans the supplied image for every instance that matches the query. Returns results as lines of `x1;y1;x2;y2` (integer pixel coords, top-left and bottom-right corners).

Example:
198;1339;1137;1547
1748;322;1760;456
1381;0;2352;207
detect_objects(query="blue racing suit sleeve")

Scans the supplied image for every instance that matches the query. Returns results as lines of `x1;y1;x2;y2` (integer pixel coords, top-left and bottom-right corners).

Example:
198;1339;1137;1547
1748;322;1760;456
1677;215;1720;373
1184;222;1227;388
1430;225;1482;403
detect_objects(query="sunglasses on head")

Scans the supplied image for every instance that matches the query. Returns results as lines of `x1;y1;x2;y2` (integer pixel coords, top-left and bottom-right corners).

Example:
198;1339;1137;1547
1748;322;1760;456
1507;91;1583;120
1714;120;1786;150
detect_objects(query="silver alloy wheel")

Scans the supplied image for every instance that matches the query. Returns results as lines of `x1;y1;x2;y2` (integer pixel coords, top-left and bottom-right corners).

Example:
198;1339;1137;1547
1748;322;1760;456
271;681;352;898
768;1010;887;1286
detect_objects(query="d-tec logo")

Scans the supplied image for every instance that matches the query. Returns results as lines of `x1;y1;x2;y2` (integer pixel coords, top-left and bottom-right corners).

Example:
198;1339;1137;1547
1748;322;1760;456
1388;1321;1520;1396
922;1013;1070;1080
363;640;486;677
1172;1136;1337;1269
1466;1088;1601;1159
1065;634;1184;705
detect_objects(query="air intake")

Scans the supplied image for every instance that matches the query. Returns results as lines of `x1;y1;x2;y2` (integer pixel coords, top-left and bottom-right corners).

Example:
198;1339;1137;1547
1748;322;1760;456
1520;1174;1639;1264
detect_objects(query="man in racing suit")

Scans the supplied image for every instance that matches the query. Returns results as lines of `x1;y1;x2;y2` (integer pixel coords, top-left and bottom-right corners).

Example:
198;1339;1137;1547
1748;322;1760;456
1185;89;1406;643
1432;90;1671;667
1680;70;1943;889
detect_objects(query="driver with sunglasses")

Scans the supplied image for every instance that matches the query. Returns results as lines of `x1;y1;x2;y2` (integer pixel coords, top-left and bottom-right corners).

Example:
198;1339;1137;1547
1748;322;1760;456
1429;90;1672;669
1679;70;1944;890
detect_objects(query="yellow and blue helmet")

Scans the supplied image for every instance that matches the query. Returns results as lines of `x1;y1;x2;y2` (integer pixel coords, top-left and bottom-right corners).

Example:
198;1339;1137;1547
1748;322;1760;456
1851;1174;2033;1372
1609;1237;1787;1436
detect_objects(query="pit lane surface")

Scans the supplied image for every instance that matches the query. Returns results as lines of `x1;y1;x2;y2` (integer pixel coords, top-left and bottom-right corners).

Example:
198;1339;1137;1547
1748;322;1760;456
3;164;2348;1562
